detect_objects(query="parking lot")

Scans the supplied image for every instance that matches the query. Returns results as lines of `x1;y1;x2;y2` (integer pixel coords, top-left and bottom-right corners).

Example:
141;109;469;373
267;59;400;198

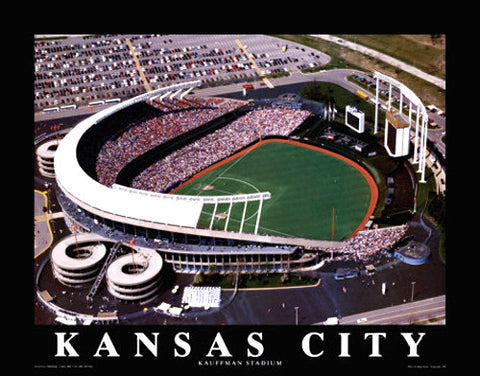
34;34;330;112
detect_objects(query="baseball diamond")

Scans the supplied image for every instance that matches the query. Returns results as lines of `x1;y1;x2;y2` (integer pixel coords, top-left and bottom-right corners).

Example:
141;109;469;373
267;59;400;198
173;139;377;241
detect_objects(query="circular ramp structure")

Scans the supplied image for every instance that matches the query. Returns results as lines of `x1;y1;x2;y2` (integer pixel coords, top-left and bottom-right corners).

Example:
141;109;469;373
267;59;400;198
51;235;107;286
106;249;164;301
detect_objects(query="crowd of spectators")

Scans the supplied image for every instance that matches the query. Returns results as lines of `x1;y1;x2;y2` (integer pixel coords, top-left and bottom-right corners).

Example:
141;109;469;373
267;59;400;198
95;97;245;187
130;106;311;193
326;225;409;262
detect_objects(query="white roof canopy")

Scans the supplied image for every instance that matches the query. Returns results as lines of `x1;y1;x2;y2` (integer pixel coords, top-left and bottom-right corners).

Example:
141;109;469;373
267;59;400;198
54;81;269;229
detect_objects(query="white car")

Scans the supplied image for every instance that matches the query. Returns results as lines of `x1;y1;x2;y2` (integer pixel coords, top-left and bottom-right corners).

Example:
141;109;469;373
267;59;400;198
323;317;339;325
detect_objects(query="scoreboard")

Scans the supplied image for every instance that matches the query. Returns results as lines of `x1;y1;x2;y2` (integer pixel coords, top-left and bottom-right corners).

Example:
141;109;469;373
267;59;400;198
384;110;410;157
345;105;365;133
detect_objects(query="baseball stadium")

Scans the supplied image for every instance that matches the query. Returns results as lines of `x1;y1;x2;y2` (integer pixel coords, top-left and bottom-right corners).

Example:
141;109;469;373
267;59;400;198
51;79;385;283
34;71;426;324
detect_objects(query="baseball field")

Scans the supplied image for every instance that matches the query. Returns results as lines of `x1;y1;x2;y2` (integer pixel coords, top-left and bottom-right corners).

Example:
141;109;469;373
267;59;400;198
173;139;377;241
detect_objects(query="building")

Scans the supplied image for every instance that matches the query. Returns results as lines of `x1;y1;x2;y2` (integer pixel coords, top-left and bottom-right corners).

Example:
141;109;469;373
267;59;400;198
36;140;59;178
373;71;429;182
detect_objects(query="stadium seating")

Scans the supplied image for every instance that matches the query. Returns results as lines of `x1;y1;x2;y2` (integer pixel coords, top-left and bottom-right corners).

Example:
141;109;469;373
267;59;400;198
95;97;245;187
130;106;311;193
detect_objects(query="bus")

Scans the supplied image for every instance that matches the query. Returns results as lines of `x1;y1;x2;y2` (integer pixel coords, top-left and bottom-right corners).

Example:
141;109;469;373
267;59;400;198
334;267;359;280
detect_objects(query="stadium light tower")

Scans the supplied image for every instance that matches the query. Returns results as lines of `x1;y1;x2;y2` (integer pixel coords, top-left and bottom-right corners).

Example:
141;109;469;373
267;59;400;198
68;223;81;258
51;123;61;145
330;207;335;260
126;239;137;273
373;72;428;183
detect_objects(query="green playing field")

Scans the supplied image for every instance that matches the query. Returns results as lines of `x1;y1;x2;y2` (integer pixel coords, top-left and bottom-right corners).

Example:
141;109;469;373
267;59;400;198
173;139;377;241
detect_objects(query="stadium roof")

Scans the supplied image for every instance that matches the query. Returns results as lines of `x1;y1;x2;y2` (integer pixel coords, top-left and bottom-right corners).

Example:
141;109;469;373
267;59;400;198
55;81;206;228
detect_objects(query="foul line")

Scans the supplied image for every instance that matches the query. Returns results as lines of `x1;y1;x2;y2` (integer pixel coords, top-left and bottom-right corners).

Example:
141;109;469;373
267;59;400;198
171;138;378;240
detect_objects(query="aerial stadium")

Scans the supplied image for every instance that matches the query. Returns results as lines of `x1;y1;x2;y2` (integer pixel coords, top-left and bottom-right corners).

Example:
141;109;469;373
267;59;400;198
34;34;445;326
52;78;384;281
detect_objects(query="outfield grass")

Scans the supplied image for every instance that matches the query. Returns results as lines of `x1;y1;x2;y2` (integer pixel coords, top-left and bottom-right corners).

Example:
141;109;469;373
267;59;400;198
174;139;377;241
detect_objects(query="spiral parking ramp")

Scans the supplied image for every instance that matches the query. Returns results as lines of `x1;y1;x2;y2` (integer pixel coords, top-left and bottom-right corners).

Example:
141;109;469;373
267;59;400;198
106;249;164;301
51;234;107;286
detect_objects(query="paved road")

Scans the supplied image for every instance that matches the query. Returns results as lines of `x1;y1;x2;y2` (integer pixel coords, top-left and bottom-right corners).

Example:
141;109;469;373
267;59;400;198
338;295;445;325
194;68;363;97
34;190;52;257
311;34;446;90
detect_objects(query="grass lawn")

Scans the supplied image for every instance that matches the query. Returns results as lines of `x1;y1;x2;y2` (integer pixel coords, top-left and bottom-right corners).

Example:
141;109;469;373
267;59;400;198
174;139;377;241
338;34;445;79
273;34;445;108
193;271;319;289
